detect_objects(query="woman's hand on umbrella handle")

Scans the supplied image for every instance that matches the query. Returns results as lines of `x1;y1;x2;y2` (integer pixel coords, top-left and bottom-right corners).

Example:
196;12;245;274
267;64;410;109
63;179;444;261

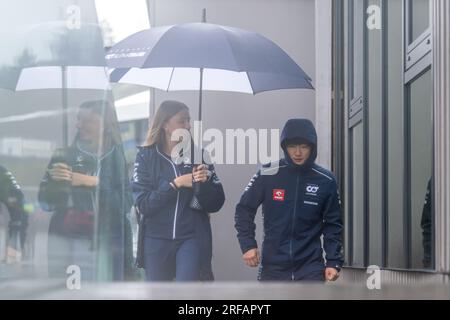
193;164;208;183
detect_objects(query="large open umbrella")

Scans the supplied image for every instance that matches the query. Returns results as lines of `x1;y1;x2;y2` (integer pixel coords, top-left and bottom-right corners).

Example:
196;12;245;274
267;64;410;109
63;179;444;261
105;18;314;168
106;21;314;123
0;21;110;147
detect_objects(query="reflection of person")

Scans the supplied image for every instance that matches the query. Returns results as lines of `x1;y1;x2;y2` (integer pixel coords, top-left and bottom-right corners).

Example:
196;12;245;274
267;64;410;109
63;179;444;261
38;100;134;281
421;179;432;268
132;100;225;281
0;165;28;263
235;119;343;281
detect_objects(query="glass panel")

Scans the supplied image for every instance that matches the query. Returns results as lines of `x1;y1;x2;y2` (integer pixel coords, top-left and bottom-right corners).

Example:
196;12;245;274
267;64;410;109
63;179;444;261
367;0;382;266
387;0;406;269
95;0;150;46
0;0;140;286
343;0;350;266
409;69;433;269
344;0;353;265
351;0;364;101
352;123;365;266
410;0;430;44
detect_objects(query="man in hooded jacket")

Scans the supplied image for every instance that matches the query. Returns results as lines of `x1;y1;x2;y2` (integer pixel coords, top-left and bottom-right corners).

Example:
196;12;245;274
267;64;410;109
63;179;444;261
235;119;343;281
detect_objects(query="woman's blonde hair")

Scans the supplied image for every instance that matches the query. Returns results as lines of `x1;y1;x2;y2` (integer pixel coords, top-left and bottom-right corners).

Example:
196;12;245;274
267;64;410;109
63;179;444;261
143;100;189;147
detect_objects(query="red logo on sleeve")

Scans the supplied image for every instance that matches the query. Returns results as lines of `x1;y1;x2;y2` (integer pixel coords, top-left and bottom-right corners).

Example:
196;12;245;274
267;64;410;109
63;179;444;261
273;189;285;201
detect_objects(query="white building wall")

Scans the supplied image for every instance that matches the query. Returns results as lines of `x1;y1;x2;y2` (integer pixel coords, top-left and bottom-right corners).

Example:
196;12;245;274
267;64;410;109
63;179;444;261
314;0;333;169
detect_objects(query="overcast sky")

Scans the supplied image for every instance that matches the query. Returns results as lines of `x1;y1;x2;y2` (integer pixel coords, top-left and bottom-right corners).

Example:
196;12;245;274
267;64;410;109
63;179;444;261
95;0;150;44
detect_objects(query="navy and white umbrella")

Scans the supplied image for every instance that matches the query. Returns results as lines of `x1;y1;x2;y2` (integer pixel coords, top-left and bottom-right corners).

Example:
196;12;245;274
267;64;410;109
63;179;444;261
106;22;314;121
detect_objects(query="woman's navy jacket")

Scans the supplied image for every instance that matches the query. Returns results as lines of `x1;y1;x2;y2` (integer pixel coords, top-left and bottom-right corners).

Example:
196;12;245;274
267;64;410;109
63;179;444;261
132;144;225;240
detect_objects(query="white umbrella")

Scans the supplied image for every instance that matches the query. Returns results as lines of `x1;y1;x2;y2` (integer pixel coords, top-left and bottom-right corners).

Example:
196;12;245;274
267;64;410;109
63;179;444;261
0;21;110;146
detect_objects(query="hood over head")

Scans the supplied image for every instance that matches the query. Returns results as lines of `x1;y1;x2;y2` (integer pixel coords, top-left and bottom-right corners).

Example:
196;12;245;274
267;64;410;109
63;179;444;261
280;118;317;169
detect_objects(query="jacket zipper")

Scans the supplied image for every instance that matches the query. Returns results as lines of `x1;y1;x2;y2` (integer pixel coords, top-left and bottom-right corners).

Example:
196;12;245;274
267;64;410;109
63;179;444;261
157;147;180;240
290;173;300;281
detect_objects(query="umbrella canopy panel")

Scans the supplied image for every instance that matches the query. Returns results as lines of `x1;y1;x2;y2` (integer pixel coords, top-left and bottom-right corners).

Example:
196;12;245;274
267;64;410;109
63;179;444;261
106;22;313;93
0;21;109;91
109;67;312;94
0;66;109;91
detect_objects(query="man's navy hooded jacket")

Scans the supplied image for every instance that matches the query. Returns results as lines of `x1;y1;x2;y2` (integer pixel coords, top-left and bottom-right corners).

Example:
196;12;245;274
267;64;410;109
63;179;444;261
235;119;343;280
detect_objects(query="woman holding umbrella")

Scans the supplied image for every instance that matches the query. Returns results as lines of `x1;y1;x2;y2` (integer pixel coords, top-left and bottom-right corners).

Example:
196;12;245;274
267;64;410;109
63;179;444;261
132;100;225;281
38;100;134;281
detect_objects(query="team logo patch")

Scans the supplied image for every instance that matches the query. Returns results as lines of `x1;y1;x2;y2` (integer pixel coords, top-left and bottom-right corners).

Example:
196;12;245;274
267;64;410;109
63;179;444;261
305;184;319;196
273;189;285;201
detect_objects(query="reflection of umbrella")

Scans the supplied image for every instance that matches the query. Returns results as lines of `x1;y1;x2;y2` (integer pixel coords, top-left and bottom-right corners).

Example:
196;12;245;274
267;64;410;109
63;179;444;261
0;21;110;147
106;21;314;126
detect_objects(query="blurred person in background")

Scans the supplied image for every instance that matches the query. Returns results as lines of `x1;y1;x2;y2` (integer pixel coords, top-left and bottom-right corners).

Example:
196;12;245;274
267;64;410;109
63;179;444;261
0;165;28;264
38;100;135;281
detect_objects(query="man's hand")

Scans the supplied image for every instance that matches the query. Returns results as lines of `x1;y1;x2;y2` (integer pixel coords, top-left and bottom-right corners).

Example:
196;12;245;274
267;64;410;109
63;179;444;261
324;267;339;281
243;248;260;267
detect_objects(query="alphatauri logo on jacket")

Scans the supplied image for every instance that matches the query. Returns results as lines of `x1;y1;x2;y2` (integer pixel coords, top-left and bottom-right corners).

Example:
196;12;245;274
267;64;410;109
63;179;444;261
305;184;319;196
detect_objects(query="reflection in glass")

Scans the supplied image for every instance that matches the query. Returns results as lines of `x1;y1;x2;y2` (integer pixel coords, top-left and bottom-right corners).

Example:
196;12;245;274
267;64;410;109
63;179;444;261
351;0;364;100
0;166;28;264
410;0;430;43
0;0;141;284
367;0;382;265
95;0;150;46
387;0;406;269
409;69;433;269
38;100;134;281
421;179;432;268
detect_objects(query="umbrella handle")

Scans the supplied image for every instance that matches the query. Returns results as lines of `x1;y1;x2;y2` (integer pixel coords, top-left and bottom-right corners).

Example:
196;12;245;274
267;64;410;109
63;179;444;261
199;68;203;121
198;67;204;163
62;66;68;148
